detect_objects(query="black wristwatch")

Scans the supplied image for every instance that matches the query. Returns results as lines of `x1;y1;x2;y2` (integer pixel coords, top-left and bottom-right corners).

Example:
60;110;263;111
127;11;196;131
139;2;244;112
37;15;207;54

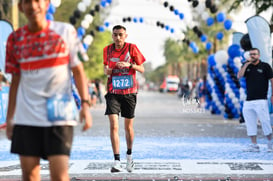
129;63;133;69
81;99;90;106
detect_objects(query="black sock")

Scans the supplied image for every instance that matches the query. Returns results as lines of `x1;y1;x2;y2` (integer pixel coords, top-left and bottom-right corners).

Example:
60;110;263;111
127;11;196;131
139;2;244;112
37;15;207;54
114;154;120;161
127;149;132;155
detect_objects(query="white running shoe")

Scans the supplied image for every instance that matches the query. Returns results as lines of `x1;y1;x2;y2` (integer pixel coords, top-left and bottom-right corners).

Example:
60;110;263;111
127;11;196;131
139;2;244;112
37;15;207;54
267;141;273;152
126;154;135;172
111;160;123;173
243;144;260;152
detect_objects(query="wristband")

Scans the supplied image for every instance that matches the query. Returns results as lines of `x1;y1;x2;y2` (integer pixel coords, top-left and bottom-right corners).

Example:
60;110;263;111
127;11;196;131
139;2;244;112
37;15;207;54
129;63;133;69
81;99;90;106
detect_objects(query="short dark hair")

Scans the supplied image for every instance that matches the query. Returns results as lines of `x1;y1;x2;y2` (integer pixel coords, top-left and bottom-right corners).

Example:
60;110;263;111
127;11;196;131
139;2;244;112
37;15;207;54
112;25;126;31
250;47;260;54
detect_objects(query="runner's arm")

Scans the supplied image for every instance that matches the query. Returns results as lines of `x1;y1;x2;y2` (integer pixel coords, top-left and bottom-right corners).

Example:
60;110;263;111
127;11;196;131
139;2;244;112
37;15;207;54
6;73;20;140
72;64;92;131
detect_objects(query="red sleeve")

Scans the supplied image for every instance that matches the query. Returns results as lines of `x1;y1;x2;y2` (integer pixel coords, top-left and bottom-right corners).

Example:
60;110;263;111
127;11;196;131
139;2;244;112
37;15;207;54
5;33;20;74
130;44;145;65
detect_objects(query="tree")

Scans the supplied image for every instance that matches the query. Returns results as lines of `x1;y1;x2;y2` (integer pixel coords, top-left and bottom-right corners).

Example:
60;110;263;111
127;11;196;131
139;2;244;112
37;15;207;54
226;0;273;31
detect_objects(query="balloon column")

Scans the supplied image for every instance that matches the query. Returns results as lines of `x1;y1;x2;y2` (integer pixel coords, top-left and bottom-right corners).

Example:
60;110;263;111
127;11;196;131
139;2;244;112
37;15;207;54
46;0;61;21
67;0;113;51
206;54;224;114
223;44;242;119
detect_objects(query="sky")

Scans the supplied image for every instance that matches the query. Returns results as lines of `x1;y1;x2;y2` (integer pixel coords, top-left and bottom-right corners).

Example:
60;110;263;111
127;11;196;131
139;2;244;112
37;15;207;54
105;0;273;69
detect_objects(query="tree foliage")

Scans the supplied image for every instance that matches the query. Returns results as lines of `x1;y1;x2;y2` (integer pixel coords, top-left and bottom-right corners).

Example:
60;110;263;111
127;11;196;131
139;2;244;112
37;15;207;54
226;0;273;24
53;0;112;81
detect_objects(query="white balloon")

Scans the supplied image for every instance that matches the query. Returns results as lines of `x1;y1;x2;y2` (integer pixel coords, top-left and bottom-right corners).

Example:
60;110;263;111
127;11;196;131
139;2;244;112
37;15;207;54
83;35;93;45
84;14;94;24
229;92;235;99
81;20;89;29
78;2;87;12
83;0;92;6
51;0;61;8
159;0;165;5
233;57;241;64
180;33;185;40
201;12;209;21
196;3;205;14
243;51;250;61
232;97;238;104
215;50;228;65
219;67;225;74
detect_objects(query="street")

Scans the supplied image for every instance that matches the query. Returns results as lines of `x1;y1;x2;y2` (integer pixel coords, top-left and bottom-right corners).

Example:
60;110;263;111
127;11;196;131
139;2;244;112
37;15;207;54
0;91;273;181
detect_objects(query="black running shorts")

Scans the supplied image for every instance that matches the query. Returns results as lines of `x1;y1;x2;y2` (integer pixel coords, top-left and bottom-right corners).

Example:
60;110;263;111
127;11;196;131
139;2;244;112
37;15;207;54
11;125;73;160
104;93;136;119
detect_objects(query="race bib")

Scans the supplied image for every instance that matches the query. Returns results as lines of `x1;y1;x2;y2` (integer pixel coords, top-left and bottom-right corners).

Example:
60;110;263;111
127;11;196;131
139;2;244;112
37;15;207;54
47;94;77;122
112;75;133;90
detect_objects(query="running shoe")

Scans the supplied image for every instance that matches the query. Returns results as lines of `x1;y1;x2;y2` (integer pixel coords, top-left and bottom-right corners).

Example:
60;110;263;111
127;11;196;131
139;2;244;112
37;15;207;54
243;144;260;152
126;154;135;172
111;160;123;173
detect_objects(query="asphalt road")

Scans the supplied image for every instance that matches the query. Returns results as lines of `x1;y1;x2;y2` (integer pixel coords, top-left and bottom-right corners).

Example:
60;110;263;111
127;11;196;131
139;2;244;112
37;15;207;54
0;91;272;181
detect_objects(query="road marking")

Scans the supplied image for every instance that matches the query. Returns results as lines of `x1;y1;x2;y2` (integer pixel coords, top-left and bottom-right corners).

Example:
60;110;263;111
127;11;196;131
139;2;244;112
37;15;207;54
1;160;273;176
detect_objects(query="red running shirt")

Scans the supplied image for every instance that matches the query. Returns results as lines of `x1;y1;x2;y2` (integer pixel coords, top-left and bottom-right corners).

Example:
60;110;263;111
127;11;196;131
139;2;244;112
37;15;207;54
103;43;145;94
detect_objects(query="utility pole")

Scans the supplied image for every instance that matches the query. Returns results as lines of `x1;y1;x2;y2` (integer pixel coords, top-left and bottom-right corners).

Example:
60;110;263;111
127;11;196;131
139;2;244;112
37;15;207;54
12;0;18;30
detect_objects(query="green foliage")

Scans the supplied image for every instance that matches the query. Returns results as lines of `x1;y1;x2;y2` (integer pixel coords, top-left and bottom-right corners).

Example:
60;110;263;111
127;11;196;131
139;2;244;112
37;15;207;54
145;65;167;84
227;0;273;15
53;0;112;81
84;30;112;81
54;0;77;24
164;39;183;64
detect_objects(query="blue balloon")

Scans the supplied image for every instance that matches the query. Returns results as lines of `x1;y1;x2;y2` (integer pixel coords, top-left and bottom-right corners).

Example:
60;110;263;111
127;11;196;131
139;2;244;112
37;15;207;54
206;17;214;26
82;43;89;50
174;9;179;15
200;34;207;42
46;13;54;21
133;17;138;23
192;46;199;54
77;27;85;36
170;28;175;33
216;32;224;40
139;17;144;23
179;13;184;20
47;3;56;14
228;44;241;59
206;42;212;51
189;41;196;49
106;0;112;3
207;54;216;66
224;19;232;30
216;12;225;23
77;35;83;40
104;22;110;27
99;26;105;32
100;0;107;7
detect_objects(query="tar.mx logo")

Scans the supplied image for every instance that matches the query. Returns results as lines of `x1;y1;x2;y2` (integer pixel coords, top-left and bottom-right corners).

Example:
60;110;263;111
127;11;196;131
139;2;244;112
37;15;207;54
179;96;206;114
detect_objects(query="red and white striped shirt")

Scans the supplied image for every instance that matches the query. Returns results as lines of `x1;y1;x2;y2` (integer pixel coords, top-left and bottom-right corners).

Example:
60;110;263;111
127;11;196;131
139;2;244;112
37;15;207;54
5;21;86;127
